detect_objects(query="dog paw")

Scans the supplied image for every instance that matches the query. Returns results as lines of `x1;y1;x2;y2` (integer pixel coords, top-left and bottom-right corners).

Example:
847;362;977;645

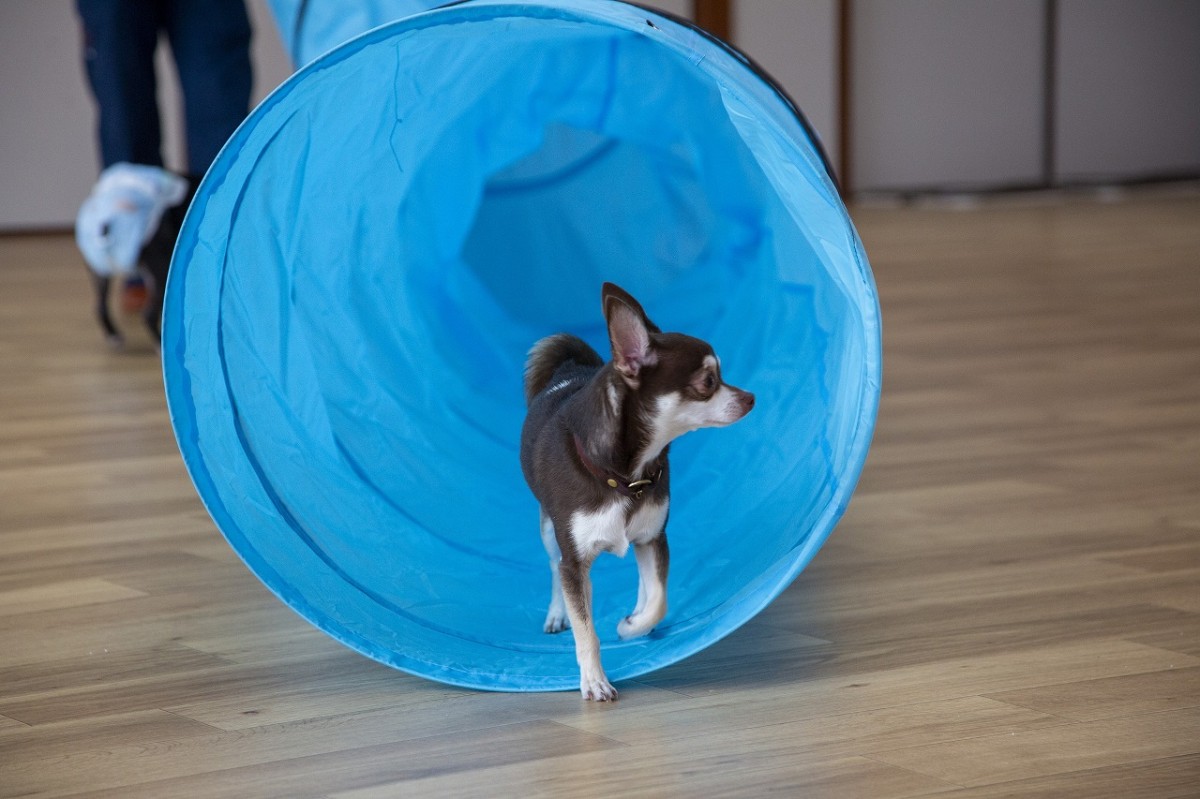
580;675;618;702
617;610;662;640
543;610;570;634
617;615;645;640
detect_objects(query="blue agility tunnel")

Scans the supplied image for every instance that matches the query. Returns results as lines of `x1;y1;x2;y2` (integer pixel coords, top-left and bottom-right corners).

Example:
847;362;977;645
163;0;880;691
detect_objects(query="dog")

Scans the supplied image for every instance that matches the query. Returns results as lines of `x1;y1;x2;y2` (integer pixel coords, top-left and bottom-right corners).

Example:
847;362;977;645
92;179;196;348
520;282;755;700
78;165;197;348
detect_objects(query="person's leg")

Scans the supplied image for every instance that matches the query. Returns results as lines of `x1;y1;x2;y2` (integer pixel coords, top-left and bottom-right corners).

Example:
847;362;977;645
163;0;253;177
76;0;166;168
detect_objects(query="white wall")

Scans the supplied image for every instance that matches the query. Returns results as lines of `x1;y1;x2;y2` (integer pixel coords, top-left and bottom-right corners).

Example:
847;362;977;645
648;0;691;20
849;0;1200;192
851;0;1046;193
0;1;104;231
1056;0;1200;182
733;0;839;171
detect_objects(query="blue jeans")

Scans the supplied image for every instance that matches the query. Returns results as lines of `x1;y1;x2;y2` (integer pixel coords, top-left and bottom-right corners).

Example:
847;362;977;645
77;0;253;176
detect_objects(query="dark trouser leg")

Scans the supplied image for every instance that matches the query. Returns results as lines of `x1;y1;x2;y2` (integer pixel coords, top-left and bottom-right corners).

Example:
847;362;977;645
76;0;166;169
162;0;253;177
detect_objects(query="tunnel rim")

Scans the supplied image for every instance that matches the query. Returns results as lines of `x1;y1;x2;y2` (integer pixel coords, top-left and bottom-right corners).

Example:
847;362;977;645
162;0;881;692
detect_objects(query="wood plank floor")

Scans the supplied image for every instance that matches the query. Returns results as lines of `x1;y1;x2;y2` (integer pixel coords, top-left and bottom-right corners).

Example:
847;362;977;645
2;189;1198;797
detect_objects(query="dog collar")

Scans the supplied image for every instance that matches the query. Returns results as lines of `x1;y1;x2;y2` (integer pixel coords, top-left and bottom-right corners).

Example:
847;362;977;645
572;434;663;500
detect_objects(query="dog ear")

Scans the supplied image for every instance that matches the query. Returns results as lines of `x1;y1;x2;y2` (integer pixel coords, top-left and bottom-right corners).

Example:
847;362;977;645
603;283;657;385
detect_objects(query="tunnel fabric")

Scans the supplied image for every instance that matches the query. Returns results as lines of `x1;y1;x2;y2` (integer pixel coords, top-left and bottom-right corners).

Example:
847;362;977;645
163;0;880;691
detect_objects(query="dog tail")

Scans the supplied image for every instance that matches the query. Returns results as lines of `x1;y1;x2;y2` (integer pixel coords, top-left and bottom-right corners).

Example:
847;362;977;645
524;333;603;406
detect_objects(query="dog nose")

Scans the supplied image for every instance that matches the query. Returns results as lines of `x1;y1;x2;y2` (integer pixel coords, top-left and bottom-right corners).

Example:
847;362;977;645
741;390;755;412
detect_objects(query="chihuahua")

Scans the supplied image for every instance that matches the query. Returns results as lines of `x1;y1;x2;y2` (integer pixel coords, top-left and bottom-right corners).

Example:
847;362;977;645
520;282;755;700
89;175;197;349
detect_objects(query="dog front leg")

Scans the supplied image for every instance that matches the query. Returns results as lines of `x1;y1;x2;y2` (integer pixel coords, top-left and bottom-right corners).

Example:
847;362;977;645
618;534;669;640
560;558;616;701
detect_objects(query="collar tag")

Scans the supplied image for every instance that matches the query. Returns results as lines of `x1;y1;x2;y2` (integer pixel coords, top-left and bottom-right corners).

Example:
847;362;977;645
574;435;662;500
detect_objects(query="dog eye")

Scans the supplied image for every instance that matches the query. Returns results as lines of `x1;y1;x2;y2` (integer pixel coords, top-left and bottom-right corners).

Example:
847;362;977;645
703;373;716;391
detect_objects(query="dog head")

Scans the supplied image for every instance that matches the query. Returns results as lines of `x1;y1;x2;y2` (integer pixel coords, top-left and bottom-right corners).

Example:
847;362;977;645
603;283;755;457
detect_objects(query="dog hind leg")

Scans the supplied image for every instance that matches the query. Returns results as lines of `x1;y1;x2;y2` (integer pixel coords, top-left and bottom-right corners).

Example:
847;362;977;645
618;534;669;640
540;510;569;633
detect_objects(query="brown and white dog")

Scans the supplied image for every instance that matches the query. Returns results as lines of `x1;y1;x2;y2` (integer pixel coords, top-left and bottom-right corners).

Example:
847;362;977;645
519;283;755;700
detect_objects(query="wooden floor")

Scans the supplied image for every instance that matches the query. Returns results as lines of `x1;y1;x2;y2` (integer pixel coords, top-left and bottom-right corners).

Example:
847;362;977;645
1;190;1198;797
